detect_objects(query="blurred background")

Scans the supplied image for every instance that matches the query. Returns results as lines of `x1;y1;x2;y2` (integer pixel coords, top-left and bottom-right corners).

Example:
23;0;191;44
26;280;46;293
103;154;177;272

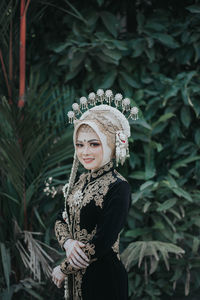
0;0;200;299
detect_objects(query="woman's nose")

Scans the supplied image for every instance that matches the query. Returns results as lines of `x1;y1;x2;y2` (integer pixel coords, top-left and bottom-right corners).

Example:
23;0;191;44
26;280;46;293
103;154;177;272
82;145;90;154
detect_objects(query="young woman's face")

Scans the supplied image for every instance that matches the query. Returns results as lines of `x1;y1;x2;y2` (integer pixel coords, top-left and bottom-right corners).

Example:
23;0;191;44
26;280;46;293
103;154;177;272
75;129;103;170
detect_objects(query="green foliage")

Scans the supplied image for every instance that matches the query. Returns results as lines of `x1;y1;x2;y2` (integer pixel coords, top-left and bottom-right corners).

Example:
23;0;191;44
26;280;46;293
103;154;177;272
0;71;75;298
1;0;200;299
121;241;185;271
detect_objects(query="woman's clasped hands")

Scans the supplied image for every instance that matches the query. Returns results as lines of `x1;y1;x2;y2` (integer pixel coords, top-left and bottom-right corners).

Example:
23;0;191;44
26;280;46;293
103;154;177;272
64;238;89;269
52;239;89;288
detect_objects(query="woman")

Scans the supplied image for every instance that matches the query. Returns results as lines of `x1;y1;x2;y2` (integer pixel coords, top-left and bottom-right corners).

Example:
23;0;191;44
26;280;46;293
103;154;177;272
52;90;138;300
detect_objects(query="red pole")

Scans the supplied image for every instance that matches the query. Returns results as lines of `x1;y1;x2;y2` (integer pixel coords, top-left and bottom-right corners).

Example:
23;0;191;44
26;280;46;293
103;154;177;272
18;0;26;108
18;0;31;229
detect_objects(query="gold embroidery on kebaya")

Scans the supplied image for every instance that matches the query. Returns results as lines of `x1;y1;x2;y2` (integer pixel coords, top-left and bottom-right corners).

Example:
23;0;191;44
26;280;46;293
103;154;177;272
67;170;116;298
85;242;96;257
73;229;97;298
55;220;71;249
114;169;127;182
90;161;113;179
67;168;117;211
57;163;126;299
83;172;117;208
60;259;76;275
112;234;120;260
74;270;85;299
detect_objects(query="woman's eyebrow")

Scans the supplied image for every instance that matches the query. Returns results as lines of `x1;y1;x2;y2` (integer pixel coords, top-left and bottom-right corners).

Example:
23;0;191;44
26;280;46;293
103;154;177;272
76;139;100;143
88;139;100;142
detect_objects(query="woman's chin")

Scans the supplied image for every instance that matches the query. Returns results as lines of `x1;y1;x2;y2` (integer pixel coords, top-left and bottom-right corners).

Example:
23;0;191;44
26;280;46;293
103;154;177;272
83;165;93;170
81;160;100;170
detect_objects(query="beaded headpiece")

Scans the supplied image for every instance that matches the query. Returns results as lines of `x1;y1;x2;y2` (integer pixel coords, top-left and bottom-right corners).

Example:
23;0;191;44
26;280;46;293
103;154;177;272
67;89;139;167
68;89;138;122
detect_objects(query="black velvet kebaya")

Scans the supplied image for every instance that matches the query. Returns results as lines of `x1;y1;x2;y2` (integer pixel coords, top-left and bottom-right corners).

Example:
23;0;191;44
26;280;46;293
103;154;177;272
55;161;131;300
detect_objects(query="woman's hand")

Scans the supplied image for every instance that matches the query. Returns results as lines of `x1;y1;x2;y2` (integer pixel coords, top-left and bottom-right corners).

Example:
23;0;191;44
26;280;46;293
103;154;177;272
64;239;89;269
52;265;65;288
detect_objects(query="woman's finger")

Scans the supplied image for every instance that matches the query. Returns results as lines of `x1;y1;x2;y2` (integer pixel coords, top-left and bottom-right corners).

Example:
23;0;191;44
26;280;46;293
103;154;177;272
75;246;89;262
71;256;84;269
78;241;86;247
69;258;80;269
53;277;62;288
73;251;89;266
53;279;58;286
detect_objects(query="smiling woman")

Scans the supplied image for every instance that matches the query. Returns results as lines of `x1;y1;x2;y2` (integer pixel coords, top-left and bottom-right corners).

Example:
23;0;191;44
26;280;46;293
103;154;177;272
51;90;139;300
75;124;104;171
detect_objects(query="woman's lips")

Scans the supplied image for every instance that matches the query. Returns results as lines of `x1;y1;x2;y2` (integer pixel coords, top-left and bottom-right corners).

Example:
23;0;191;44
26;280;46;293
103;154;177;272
83;158;94;164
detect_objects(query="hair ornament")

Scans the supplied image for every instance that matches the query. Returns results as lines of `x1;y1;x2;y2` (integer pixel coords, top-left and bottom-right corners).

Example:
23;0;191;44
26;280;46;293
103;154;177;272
114;93;123;107
105;89;113;105
67;89;139;124
72;103;81;115
116;131;130;167
97;89;104;104
80;96;88;110
130;107;139;120
88;92;96;106
122;98;131;113
67;111;75;124
67;89;139;166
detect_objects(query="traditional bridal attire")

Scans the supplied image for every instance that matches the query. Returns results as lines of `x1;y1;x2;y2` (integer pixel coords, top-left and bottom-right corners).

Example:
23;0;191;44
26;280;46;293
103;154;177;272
54;89;139;299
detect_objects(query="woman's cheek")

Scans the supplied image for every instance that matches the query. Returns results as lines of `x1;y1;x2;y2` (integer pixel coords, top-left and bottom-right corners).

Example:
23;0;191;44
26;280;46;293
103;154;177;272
76;148;82;158
92;148;101;156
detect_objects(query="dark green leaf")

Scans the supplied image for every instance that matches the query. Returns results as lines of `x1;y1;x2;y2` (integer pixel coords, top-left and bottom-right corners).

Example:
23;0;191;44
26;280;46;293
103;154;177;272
0;243;10;290
195;129;200;146
100;11;118;38
157;198;177;212
180;106;191;128
102;48;122;61
151;33;179;48
140;181;154;191
152;113;175;128
145;48;155;63
144;144;156;180
172;156;200;169
99;69;117;88
173;187;193;202
186;5;200;13
50;42;71;53
120;72;140;88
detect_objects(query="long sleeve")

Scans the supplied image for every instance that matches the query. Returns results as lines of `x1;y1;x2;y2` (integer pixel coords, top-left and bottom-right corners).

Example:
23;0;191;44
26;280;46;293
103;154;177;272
84;180;131;260
55;211;72;250
55;212;76;275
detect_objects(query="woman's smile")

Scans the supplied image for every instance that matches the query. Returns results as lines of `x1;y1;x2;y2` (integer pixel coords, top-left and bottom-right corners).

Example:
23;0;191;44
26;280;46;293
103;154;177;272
83;158;95;163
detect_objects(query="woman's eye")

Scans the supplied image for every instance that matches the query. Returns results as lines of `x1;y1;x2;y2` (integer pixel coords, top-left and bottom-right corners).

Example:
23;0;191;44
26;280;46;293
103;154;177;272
90;143;100;147
76;143;83;148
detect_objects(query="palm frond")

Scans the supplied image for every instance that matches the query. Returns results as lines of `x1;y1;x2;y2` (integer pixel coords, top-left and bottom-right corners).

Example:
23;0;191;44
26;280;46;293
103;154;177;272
121;241;185;273
14;221;54;281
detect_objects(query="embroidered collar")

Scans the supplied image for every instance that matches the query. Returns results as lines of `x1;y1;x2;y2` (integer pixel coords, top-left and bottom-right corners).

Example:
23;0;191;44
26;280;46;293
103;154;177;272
87;161;114;182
